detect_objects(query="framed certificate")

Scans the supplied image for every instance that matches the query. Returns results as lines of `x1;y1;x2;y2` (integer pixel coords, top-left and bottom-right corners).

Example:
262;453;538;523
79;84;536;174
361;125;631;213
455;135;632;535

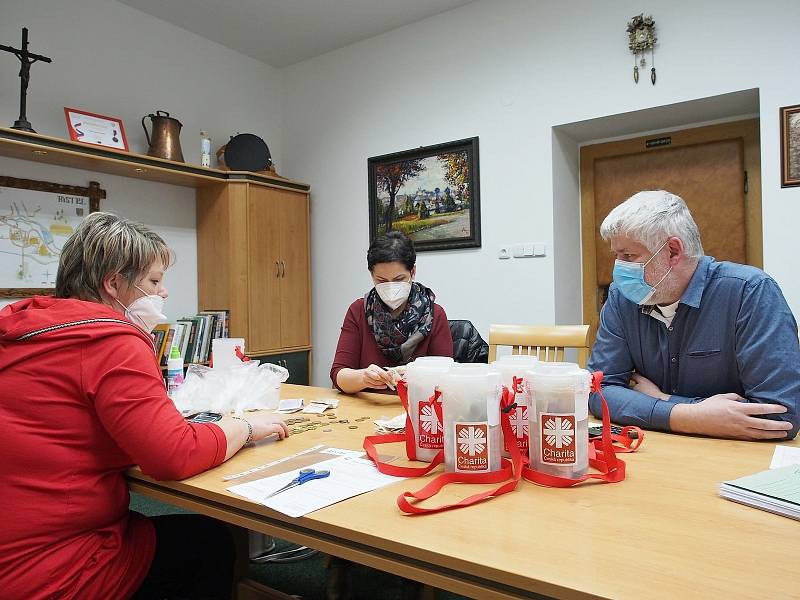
64;107;129;151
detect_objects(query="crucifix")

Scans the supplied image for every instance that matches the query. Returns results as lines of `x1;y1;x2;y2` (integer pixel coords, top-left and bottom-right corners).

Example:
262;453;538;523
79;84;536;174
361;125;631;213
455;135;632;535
0;27;52;133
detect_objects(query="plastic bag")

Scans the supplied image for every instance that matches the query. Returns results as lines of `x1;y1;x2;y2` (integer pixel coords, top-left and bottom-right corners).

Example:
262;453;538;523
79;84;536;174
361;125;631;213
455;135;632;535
171;361;289;416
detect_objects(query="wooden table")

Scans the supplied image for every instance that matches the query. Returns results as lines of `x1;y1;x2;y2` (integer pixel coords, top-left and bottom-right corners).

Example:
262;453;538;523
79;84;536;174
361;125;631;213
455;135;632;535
128;385;800;600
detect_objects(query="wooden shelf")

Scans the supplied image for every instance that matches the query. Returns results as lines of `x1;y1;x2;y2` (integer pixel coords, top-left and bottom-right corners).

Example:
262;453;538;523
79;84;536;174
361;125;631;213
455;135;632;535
159;361;210;371
0;127;310;192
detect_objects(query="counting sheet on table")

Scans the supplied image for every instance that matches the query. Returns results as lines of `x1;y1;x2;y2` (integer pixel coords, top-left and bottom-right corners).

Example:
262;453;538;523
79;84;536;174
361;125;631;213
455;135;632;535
228;453;405;518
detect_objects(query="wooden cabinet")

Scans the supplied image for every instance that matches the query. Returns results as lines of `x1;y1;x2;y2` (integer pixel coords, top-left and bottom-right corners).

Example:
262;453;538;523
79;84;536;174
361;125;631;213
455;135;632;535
197;181;311;356
0;127;312;374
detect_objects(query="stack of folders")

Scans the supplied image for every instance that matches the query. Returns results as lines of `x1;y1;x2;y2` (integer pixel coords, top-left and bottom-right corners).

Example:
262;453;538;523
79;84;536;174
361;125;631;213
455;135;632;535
719;464;800;521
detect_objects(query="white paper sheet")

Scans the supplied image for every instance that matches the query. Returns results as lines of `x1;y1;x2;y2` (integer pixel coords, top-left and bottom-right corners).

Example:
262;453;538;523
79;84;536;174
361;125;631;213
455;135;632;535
769;445;800;469
277;398;304;413
227;454;404;517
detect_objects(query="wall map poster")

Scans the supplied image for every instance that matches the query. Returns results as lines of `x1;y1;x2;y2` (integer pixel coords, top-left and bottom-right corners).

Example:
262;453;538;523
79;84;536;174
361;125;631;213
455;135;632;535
0;185;90;291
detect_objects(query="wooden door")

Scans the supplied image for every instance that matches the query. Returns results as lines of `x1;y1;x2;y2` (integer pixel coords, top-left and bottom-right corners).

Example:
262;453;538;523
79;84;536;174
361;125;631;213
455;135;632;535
278;189;311;349
247;185;282;352
580;119;762;335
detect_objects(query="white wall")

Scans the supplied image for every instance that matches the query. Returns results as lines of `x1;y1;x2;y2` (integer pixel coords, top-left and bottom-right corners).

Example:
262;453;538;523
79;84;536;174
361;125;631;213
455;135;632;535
0;156;199;318
282;0;800;386
3;0;799;386
0;0;285;319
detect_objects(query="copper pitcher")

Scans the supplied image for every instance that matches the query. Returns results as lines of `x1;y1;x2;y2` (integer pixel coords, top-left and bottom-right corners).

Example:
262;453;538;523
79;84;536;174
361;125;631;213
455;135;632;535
142;110;184;162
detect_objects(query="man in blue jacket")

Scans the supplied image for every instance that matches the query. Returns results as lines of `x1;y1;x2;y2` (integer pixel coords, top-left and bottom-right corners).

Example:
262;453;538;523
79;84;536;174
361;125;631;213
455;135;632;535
588;190;799;440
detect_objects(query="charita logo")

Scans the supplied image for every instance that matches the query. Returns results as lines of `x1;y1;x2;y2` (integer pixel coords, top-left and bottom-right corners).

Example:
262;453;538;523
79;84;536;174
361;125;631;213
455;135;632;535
540;413;576;465
418;400;443;449
508;405;529;451
455;423;489;471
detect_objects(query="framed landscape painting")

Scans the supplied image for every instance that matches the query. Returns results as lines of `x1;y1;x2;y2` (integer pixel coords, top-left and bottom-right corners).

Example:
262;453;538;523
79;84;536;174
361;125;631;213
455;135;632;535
368;137;480;251
781;104;800;188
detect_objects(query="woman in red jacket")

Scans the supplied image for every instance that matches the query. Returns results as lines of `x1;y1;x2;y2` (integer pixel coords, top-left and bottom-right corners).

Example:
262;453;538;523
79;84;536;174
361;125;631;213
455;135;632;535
0;212;288;600
331;231;453;393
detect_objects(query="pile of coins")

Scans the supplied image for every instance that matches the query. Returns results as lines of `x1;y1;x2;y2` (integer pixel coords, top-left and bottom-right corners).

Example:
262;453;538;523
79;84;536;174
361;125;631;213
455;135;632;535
283;414;373;434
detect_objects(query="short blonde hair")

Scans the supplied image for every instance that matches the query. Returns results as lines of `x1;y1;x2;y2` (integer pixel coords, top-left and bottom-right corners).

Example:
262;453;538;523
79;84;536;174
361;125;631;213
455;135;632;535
55;212;173;301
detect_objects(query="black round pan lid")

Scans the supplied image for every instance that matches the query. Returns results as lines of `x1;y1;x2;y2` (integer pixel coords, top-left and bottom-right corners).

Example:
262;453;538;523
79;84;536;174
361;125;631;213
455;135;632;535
224;133;272;171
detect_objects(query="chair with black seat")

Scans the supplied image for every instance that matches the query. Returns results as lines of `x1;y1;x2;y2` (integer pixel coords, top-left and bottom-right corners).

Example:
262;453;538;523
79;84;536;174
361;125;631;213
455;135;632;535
448;319;489;363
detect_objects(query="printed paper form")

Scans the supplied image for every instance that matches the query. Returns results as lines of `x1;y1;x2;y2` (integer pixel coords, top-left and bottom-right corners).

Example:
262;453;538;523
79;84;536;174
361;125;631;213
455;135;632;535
724;465;800;505
769;445;800;470
228;453;405;518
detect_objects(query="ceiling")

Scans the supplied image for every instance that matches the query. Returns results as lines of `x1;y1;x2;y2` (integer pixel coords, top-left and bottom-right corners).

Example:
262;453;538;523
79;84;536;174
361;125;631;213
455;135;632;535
119;0;475;68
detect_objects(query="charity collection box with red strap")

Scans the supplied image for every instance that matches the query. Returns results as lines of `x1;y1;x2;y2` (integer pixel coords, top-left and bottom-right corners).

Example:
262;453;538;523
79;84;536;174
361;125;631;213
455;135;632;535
363;356;644;515
490;354;539;459
440;364;504;474
404;356;454;463
526;362;590;479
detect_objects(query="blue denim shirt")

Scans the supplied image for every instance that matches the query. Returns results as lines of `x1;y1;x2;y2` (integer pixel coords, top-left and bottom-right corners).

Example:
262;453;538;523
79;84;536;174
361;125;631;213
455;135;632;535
588;256;800;438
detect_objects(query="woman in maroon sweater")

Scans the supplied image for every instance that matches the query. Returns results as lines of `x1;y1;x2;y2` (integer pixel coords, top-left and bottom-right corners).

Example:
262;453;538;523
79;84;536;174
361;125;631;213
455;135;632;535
0;213;288;600
331;231;453;393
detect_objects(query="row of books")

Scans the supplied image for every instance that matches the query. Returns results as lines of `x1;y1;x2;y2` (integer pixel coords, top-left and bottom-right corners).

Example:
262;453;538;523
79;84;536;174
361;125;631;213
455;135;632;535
153;310;230;367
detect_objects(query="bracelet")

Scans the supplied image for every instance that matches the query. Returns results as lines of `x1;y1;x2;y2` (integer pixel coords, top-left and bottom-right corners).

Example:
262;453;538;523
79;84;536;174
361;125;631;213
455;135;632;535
231;416;253;444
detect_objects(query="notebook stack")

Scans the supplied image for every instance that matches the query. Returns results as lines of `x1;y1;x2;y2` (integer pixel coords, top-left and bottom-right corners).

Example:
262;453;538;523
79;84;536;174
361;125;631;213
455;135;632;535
719;464;800;521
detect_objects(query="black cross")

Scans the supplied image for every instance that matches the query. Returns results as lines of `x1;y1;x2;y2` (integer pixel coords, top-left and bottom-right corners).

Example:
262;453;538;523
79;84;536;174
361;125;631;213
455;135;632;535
0;27;52;133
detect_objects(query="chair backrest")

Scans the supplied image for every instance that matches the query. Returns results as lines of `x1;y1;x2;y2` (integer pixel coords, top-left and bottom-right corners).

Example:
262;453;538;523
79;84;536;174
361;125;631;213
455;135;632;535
487;324;592;367
448;319;489;363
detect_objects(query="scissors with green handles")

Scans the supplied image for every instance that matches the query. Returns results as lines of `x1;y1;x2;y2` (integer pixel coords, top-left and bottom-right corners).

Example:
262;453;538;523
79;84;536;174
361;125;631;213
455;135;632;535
264;468;331;500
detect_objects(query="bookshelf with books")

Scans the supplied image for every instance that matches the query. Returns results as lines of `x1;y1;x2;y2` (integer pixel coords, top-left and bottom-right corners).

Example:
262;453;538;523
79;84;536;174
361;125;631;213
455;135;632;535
154;310;230;369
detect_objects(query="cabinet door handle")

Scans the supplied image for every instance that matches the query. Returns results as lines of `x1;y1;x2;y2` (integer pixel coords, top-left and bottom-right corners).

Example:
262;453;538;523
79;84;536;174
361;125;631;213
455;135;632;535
280;260;286;278
275;260;280;278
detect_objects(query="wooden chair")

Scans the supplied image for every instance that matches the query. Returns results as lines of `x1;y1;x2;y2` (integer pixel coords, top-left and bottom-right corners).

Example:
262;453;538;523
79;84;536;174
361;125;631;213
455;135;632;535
488;324;592;367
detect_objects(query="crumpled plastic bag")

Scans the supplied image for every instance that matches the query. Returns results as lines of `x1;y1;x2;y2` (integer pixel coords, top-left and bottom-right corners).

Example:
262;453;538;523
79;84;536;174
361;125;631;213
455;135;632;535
171;361;289;416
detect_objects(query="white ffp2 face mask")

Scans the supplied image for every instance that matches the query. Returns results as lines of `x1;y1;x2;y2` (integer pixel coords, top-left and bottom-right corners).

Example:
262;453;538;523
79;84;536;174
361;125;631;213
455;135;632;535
375;281;411;310
117;285;167;332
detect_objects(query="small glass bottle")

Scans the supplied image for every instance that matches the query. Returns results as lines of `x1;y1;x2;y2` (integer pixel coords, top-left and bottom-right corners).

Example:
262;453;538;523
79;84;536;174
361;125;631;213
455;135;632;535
200;131;211;168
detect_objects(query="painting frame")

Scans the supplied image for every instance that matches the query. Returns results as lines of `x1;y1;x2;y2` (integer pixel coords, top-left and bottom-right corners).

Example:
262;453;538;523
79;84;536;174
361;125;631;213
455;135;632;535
0;176;104;298
368;137;480;252
780;103;800;188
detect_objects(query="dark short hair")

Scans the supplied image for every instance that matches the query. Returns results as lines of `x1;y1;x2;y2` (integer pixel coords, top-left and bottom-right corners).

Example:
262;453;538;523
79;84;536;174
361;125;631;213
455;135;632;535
367;231;416;271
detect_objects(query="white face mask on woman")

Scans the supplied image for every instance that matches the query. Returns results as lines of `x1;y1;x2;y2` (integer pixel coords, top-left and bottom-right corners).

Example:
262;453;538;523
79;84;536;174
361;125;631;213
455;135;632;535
375;281;411;310
116;284;167;332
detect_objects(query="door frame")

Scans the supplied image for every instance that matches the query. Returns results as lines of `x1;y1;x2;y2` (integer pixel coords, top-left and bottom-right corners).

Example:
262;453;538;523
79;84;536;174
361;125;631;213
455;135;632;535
579;118;762;337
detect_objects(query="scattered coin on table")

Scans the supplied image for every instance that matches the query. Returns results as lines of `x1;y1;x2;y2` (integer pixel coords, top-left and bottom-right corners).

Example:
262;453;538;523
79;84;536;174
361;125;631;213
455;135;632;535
323;428;332;432
348;425;358;429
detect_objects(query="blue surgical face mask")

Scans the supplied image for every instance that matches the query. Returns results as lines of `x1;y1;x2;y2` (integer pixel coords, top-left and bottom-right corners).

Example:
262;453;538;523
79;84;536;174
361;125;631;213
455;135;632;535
612;240;672;305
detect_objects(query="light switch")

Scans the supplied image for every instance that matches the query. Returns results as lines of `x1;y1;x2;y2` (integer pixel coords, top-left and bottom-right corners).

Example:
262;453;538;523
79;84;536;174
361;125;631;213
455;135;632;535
512;244;525;258
523;243;534;256
533;243;546;256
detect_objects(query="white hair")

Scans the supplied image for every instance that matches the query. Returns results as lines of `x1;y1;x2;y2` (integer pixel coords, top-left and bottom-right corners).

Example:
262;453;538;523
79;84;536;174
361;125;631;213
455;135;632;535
599;190;704;258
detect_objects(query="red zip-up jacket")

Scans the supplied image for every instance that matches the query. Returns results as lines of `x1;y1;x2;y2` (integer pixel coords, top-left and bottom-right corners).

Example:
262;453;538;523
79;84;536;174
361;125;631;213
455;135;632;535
0;297;227;599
